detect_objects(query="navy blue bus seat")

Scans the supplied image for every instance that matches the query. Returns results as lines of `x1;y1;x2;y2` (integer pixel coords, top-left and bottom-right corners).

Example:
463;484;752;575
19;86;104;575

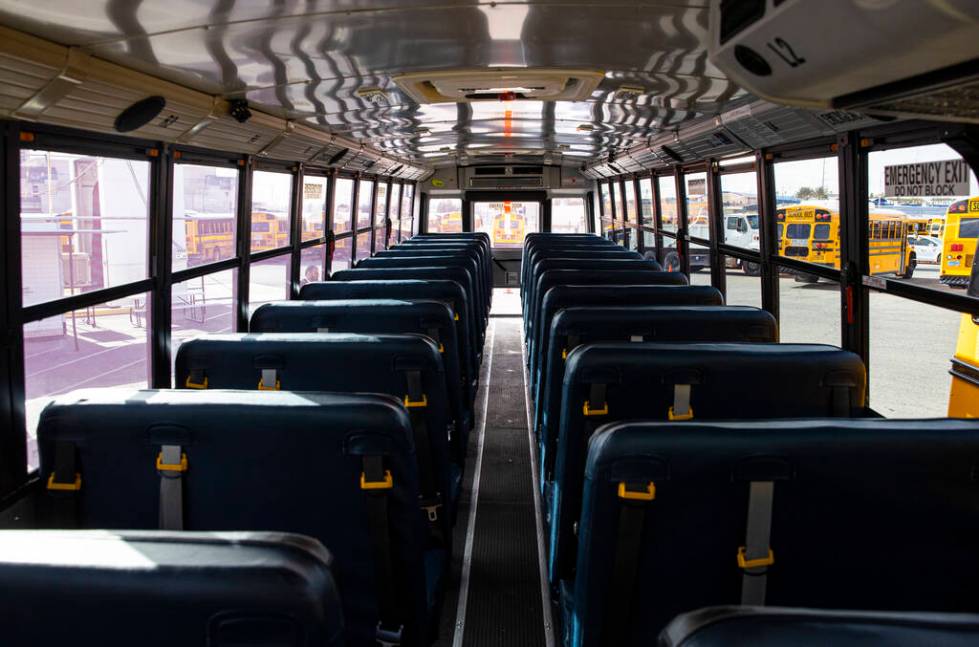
527;271;689;376
250;299;473;435
522;241;621;297
377;247;490;309
524;259;662;332
332;268;485;346
535;306;777;476
0;530;344;647
530;284;722;385
299;278;478;386
175;332;462;528
356;257;485;329
38;389;438;647
522;248;639;300
661;606;979;647
549;343;867;595
567;418;979;646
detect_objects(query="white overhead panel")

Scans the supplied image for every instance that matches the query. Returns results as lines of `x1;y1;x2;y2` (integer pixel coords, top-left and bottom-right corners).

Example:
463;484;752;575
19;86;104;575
709;0;979;123
392;68;605;104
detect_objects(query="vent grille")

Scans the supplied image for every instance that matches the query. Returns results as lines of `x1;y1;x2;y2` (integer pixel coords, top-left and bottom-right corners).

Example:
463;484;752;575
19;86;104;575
469;176;543;188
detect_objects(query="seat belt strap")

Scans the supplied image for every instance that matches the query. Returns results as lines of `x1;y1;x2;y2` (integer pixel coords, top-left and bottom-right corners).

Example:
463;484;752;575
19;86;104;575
739;480;775;606
46;440;81;528
157;444;187;530
603;480;655;647
361;455;404;646
668;384;694;421
629;335;644;342
258;368;280;391
404;370;442;531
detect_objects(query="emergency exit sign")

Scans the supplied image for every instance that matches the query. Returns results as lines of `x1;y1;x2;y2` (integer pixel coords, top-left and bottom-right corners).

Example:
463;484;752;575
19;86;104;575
884;159;970;197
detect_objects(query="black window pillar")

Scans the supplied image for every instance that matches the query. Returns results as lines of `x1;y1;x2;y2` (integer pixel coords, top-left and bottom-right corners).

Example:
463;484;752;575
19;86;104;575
756;150;780;325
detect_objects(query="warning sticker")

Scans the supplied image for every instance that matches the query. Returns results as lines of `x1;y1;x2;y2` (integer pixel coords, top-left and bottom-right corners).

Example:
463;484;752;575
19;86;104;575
884;159;970;198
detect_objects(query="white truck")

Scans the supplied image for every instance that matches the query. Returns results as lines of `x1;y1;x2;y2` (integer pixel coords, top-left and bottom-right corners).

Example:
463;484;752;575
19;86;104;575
681;213;761;275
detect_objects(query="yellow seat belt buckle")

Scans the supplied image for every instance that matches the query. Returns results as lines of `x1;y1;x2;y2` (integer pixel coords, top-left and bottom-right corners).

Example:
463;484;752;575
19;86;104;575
562;348;568;361
438;343;445;353
404;394;428;408
361;470;394;491
46;472;81;491
156;452;189;473
668;406;694;421
582;400;608;416
185;375;208;389
737;546;775;569
454;313;460;321
617;481;655;501
257;378;281;391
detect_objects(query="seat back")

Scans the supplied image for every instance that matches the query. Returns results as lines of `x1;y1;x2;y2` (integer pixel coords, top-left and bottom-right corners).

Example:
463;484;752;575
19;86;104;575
572;418;979;646
377;246;489;305
174;332;461;524
250;299;471;433
661;606;979;647
523;247;638;296
550;342;867;590
332;267;483;340
536;306;777;478
523;241;622;293
37;389;429;646
529;276;695;382
0;530;344;647
525;258;662;327
356;256;484;324
298;279;476;389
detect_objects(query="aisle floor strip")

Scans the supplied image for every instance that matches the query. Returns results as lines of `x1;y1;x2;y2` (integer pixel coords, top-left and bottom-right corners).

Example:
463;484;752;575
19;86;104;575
522;331;557;647
451;321;496;647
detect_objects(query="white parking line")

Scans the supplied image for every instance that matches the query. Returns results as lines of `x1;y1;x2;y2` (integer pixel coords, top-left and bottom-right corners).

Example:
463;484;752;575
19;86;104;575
452;320;496;647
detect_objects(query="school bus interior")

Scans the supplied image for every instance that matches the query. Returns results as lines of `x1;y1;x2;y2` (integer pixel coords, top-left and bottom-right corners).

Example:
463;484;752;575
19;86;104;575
0;1;978;646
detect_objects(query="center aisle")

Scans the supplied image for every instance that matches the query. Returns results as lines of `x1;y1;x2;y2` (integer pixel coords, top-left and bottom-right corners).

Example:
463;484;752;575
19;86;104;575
438;317;551;647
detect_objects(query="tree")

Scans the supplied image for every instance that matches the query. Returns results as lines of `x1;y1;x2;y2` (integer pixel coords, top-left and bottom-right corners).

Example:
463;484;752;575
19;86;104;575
813;186;829;199
796;186;814;199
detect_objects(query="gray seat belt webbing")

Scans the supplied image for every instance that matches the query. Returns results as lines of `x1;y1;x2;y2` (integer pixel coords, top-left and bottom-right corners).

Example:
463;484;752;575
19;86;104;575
740;480;775;606
158;444;185;531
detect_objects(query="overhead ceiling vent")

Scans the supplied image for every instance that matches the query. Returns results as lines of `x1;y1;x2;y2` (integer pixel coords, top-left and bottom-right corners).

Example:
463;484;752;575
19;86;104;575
469;176;543;189
393;68;604;103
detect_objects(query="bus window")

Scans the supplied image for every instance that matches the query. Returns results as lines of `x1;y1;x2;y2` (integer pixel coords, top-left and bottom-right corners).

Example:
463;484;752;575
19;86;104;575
474;200;540;249
171;269;236;380
779;276;841;346
24;292;150;471
250;170;291;253
331;236;352;274
870;294;958;417
623;180;638;250
428;198;463;233
658;176;677;234
356;229;372;260
686;171;709;275
248;253;290;317
867;144;978;288
332;178;354;235
722;254;762;309
639;178;654;227
600;181;614;238
374;182;389;250
20;149;150;307
551;197;587;233
358;180;375;231
301;176;327;242
400;184;414;240
172;163;238;270
720;171;759;251
300;245;327;289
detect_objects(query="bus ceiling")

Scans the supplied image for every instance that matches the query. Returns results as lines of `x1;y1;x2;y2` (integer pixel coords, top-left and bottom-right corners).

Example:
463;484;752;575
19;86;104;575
0;1;976;176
